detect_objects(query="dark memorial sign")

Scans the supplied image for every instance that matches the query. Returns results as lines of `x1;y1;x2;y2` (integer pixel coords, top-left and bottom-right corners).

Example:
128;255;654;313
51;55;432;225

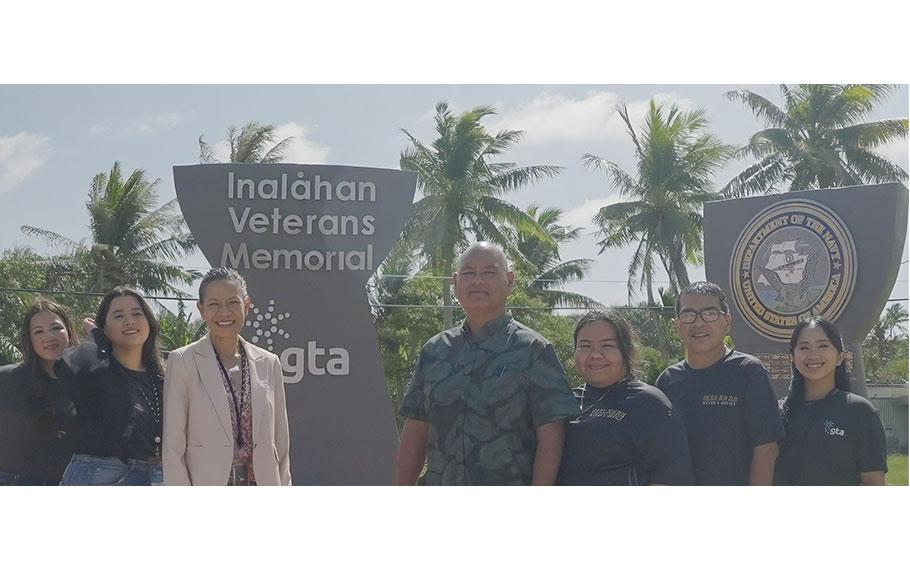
173;164;417;484
705;183;908;397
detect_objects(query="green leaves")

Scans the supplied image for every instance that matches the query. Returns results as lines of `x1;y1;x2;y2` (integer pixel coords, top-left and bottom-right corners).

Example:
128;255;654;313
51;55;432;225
198;121;293;164
399;100;561;277
510;204;600;309
864;303;909;383
586;99;729;300
20;161;199;297
724;84;908;195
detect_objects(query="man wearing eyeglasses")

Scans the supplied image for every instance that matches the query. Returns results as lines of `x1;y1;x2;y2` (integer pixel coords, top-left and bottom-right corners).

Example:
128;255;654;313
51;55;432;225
656;282;784;485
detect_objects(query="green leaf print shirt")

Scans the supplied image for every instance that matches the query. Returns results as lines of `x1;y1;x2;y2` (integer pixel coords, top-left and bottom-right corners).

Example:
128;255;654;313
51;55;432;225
400;314;579;485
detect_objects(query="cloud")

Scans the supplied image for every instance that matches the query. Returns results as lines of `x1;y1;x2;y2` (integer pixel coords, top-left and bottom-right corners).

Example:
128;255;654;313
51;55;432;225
132;111;195;133
90;110;196;136
563;195;623;230
489;90;696;146
272;122;330;164
872;137;909;171
88;123;111;136
206;121;331;164
0;132;52;194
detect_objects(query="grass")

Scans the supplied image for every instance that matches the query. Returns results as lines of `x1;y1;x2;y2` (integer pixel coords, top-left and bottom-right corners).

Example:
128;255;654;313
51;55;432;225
887;454;908;486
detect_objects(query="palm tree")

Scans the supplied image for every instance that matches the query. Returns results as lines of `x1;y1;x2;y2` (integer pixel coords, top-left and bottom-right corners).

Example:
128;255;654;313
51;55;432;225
198;121;293;163
158;300;207;353
369;239;422;323
863;303;909;382
370;240;444;421
513;203;600;309
723;84;908;197
399;101;562;327
22;161;200;296
882;303;909;340
584;100;733;302
617;290;682;360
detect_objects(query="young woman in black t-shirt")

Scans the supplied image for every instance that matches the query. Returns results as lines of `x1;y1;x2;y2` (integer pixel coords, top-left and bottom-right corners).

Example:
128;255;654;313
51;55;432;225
775;317;887;486
57;287;165;486
0;297;79;485
557;310;693;485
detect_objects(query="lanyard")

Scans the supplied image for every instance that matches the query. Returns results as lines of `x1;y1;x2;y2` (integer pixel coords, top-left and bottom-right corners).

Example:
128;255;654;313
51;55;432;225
214;344;249;448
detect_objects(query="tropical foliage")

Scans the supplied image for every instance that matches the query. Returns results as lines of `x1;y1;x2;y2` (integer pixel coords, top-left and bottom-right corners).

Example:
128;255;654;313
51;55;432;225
399;101;561;326
512;203;600;309
158;299;207;353
616;288;683;384
863;303;909;383
370;241;444;424
199;121;293;163
21;162;199;297
584;100;733;302
0;247;97;365
724;84;908;197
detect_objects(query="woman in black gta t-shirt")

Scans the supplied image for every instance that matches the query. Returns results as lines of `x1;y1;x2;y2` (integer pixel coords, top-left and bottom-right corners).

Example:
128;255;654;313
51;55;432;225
775;317;887;486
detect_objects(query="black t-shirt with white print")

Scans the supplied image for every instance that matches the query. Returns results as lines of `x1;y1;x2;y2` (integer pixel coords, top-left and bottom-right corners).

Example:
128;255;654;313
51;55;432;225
557;379;693;486
775;389;887;485
656;350;785;486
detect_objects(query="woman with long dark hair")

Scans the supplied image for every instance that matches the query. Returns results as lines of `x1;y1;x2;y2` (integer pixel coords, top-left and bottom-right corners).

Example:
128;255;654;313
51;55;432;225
57;287;165;485
557;310;692;485
775;317;887;485
0;297;80;485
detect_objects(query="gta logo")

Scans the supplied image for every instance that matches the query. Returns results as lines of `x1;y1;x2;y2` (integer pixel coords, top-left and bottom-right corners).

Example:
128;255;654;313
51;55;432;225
824;420;845;437
245;297;350;383
246;299;291;352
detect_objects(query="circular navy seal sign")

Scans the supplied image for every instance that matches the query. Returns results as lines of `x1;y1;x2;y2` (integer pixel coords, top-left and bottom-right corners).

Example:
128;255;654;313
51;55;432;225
729;199;857;341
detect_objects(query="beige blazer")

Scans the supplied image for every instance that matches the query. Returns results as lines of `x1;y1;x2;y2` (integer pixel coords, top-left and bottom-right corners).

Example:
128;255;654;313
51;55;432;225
162;335;291;485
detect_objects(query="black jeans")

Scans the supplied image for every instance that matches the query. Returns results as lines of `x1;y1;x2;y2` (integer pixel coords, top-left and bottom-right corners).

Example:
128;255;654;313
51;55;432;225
0;470;57;486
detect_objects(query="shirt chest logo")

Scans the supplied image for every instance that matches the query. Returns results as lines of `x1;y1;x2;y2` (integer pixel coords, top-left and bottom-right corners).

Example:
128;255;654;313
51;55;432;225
589;408;627;421
701;394;739;407
824;420;845;437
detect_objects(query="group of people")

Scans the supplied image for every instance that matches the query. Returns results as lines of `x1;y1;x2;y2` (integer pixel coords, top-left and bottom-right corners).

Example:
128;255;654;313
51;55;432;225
0;267;291;486
0;241;889;486
396;241;888;485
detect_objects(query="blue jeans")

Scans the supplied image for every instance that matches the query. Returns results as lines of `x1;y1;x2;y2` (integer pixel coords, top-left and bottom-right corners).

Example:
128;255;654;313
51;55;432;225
60;455;163;486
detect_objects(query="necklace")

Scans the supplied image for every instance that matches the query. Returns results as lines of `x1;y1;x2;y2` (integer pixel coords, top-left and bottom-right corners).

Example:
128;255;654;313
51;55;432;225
128;368;163;457
575;377;629;421
129;369;162;425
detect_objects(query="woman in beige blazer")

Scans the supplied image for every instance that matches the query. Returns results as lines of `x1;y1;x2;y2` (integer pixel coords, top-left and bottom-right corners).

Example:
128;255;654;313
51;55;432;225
163;267;291;485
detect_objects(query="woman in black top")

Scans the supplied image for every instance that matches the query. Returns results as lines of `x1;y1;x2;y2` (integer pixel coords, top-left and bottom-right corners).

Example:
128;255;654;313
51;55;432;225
557;310;693;485
57;287;165;486
775;317;887;486
0;297;79;485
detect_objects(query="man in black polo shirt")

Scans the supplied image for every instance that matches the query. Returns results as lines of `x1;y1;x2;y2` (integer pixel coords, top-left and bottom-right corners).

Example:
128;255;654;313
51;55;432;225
656;282;784;485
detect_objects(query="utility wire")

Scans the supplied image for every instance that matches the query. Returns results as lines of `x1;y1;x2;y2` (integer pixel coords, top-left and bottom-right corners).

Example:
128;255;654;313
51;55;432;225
1;287;907;309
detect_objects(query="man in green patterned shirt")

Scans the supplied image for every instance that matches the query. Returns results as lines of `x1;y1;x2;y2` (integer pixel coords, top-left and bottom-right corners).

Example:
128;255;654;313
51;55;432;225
395;242;579;485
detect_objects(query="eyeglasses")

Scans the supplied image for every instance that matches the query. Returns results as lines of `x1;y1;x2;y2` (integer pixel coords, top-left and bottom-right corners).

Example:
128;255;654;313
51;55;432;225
677;308;725;324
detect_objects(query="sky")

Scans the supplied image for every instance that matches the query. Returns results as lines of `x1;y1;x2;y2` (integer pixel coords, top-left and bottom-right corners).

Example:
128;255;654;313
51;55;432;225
1;84;907;312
